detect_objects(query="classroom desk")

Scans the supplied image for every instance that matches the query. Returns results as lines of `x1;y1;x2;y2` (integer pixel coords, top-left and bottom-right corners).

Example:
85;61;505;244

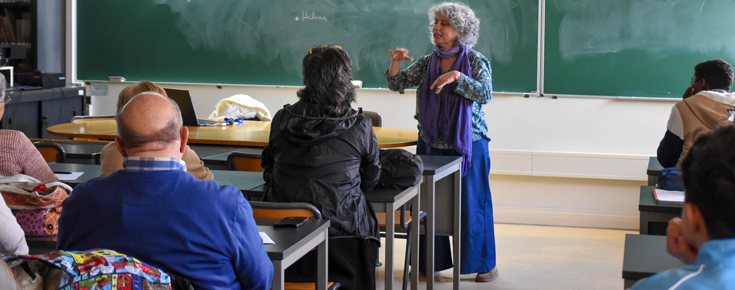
200;148;264;170
367;185;422;290
639;186;682;235
46;120;418;148
47;163;266;193
26;235;56;255
622;234;686;289
46;142;257;167
49;141;109;165
188;144;255;157
247;184;421;290
258;219;330;290
418;155;462;290
647;157;663;186
26;219;331;290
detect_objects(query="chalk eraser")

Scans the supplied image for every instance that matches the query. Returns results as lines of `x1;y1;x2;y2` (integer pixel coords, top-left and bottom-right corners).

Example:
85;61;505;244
108;76;126;82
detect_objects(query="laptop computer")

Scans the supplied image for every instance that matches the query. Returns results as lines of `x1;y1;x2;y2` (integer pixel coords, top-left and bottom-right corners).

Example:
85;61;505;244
164;88;225;126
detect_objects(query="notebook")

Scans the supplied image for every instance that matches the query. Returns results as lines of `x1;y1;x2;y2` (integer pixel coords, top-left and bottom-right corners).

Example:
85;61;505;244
652;188;685;205
164;88;225;126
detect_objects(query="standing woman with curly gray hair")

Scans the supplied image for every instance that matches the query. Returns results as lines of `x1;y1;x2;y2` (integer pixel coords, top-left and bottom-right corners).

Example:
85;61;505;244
386;2;497;283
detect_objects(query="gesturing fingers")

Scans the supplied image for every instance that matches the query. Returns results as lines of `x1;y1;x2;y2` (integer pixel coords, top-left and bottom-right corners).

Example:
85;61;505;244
389;48;414;62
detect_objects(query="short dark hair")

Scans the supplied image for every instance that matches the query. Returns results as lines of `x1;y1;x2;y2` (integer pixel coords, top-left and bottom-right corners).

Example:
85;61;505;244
694;59;734;91
116;92;183;149
681;125;735;239
297;45;356;115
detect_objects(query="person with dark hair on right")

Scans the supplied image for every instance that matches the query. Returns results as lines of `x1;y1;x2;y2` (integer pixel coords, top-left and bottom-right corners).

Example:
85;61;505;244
632;125;735;289
657;59;735;168
262;45;381;290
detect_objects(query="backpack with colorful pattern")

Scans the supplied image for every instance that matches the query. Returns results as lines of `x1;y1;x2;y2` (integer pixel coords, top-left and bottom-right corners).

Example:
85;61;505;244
3;248;171;290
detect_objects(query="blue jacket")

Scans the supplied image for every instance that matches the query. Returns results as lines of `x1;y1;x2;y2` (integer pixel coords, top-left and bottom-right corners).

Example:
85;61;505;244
631;238;735;290
57;169;273;290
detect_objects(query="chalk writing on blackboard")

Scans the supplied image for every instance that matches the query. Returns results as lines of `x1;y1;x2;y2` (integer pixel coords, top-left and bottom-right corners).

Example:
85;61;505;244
302;11;328;21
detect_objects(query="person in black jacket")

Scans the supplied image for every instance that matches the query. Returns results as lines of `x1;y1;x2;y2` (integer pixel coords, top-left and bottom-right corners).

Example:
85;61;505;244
262;45;381;290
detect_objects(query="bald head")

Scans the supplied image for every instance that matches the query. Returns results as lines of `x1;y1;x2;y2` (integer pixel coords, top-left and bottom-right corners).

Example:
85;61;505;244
115;92;188;157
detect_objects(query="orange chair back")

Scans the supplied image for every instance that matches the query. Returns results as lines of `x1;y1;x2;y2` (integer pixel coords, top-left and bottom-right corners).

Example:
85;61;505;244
37;147;62;163
227;153;264;172
251;208;317;219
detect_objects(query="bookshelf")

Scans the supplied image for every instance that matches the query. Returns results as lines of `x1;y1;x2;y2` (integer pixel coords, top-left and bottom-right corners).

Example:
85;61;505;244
0;0;33;72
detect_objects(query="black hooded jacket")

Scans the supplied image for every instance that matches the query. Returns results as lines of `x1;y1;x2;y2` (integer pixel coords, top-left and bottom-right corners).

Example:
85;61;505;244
262;100;381;240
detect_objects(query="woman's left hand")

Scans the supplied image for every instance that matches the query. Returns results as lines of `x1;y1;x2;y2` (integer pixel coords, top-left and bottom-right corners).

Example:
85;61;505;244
430;71;462;94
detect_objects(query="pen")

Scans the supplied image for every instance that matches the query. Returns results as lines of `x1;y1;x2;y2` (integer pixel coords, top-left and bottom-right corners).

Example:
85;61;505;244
53;171;73;174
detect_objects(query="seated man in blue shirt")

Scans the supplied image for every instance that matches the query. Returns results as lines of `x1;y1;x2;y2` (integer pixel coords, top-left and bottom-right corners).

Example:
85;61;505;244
632;125;735;289
57;92;273;290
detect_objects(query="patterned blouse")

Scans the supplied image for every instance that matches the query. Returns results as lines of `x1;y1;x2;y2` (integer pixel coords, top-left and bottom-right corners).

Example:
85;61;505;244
386;49;492;150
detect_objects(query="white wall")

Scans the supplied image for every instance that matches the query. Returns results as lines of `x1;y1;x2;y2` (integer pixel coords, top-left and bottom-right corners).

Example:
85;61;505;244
87;82;676;230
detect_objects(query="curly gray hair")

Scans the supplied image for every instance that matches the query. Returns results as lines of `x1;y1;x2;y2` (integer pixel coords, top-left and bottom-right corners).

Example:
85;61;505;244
428;2;480;48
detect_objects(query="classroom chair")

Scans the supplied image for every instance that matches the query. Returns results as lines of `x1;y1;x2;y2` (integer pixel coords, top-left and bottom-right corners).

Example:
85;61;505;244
30;139;111;165
362;110;382;127
376;207;426;290
33;142;66;163
227;152;264;172
29;138;110;144
248;201;340;290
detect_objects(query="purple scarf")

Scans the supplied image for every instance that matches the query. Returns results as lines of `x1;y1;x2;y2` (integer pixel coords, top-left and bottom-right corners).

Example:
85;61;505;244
419;45;473;175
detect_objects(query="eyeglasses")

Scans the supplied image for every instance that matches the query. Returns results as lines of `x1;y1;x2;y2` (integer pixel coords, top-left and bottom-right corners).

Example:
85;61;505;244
309;45;342;54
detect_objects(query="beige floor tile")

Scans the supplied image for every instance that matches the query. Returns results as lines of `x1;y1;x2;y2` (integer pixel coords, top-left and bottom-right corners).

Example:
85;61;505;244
375;223;637;290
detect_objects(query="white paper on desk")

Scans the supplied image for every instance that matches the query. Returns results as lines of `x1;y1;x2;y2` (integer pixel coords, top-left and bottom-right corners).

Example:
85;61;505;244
54;172;84;181
653;188;685;204
260;232;275;245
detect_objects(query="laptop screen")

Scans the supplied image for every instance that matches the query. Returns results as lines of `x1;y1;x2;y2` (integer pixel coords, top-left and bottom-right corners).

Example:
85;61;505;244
164;88;202;126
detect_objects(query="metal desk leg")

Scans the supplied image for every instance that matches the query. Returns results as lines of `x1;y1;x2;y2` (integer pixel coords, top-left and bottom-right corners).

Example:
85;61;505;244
386;202;396;290
640;212;649;235
423;176;436;290
453;168;462;290
272;260;284;290
317;234;328;290
411;187;420;290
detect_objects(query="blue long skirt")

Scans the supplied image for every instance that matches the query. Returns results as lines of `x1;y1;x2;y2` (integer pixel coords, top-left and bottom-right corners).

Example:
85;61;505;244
417;137;496;274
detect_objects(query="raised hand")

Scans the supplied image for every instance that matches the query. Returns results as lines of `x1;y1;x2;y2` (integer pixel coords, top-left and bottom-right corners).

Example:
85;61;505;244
389;48;414;62
666;217;699;264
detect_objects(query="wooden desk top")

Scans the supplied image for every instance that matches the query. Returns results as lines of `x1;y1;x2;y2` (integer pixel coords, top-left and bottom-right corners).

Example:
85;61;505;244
47;120;418;148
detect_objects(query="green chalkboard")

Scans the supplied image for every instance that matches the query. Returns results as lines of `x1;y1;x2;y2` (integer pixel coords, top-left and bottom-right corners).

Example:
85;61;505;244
544;0;735;98
77;0;538;91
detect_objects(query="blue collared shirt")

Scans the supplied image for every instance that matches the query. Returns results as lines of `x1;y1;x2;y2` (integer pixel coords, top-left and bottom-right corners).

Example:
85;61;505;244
122;157;187;172
631;238;735;290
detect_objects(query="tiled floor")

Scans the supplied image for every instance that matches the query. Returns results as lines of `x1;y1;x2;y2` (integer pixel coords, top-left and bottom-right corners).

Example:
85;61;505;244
375;223;637;290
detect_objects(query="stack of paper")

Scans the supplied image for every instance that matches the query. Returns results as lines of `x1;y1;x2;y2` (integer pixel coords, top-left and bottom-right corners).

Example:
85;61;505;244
259;232;275;245
653;188;685;205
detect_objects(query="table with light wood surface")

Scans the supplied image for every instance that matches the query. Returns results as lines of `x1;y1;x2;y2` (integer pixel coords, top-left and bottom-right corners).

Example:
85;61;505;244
47;120;418;148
